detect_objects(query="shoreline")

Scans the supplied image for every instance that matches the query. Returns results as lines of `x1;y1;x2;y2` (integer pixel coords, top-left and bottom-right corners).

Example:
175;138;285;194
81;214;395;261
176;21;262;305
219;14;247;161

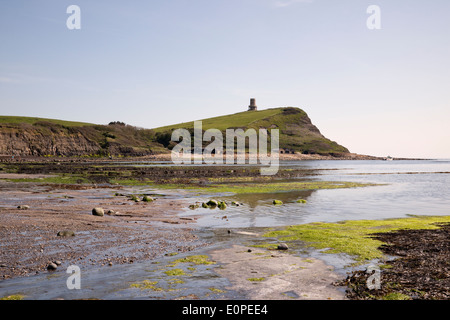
0;181;203;280
339;223;450;300
0;152;431;163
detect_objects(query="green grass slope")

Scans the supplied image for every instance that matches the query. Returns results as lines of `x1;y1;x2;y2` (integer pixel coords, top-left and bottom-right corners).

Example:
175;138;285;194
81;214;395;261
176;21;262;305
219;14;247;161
154;108;283;132
0;115;94;127
0;116;166;157
0;107;349;156
152;107;349;155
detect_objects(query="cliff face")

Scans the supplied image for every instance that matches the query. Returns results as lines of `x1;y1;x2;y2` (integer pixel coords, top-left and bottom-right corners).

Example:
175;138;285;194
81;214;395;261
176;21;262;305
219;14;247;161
0;122;164;157
0;107;350;157
0;126;99;156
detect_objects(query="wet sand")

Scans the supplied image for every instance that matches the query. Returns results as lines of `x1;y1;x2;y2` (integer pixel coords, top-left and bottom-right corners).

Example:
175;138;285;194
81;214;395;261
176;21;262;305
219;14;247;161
0;172;349;300
2;160;447;300
0;177;203;280
210;245;346;300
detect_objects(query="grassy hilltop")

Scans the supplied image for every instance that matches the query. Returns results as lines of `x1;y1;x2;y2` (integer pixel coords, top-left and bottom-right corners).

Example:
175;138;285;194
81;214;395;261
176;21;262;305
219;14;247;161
0;107;349;157
153;107;349;155
0;116;94;127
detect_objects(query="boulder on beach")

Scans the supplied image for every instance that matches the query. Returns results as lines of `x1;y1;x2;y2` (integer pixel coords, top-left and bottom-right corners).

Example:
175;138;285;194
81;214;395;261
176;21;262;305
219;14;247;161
130;195;140;202
218;201;227;210
17;205;30;210
92;207;104;216
57;230;75;237
206;200;218;207
142;195;153;202
277;243;289;250
47;262;57;271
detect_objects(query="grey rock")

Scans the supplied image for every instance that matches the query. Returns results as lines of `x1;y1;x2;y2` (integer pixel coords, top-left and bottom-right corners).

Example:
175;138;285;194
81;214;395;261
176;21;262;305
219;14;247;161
92;207;104;216
277;243;289;250
218;201;227;210
142;195;153;202
17;205;30;210
57;230;75;237
47;263;57;271
206;200;218;207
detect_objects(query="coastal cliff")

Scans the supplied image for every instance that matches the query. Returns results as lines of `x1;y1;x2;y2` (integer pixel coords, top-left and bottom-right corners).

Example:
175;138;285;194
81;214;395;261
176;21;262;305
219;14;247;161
0;107;350;157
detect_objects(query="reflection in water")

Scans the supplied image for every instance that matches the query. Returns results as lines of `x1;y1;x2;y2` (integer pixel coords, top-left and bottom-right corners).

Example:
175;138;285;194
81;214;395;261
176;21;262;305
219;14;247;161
222;190;314;209
182;160;450;228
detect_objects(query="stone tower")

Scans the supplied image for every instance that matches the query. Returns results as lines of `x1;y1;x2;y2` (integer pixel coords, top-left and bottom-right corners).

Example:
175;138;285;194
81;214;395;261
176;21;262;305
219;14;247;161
248;98;257;111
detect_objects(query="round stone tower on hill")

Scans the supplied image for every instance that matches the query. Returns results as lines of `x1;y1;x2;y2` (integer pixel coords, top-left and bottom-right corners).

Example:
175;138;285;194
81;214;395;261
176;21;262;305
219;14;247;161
248;98;257;111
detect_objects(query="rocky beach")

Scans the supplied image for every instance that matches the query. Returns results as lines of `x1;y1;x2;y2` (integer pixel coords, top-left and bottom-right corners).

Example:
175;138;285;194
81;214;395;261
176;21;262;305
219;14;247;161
0;174;203;280
1;157;449;300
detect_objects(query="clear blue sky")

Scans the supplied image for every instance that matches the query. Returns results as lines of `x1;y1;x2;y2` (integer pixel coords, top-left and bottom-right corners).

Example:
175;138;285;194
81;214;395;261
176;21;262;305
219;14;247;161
1;0;449;158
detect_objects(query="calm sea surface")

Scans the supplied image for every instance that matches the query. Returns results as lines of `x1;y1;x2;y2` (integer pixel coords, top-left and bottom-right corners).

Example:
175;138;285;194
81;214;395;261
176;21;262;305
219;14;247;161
180;159;450;228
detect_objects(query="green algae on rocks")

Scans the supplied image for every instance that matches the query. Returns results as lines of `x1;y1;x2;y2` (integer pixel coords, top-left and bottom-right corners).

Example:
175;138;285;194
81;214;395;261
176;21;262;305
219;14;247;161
247;277;266;282
263;215;450;264
130;280;163;291
168;255;215;267
192;181;379;195
0;294;25;300
164;268;186;276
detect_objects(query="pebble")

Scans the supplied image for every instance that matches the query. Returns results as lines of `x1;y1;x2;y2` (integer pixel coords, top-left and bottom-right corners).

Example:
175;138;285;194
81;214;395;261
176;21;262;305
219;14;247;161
142;196;153;202
47;263;57;271
54;261;62;266
17;205;30;210
277;243;289;250
92;207;104;217
57;230;75;237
